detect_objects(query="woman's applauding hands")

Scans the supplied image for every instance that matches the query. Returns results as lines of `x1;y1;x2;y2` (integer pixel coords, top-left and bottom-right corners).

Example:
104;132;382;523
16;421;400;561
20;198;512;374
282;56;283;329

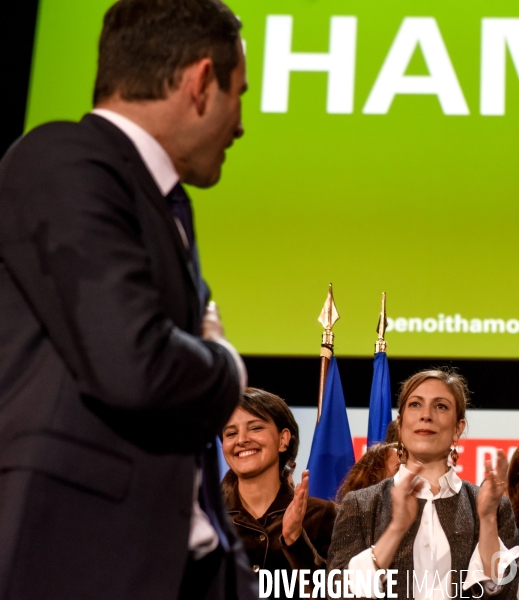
282;470;310;545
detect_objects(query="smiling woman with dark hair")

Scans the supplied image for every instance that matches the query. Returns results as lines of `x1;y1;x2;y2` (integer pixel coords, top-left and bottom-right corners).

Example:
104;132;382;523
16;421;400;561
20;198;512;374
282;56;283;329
221;387;336;598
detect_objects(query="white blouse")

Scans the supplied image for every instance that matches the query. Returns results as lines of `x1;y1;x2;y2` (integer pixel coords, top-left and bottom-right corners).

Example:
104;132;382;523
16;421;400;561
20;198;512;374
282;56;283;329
348;465;516;599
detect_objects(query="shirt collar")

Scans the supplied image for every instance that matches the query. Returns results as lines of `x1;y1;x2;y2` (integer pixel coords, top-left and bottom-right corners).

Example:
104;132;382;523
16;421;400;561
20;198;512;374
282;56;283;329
225;478;294;517
394;464;462;498
91;108;179;195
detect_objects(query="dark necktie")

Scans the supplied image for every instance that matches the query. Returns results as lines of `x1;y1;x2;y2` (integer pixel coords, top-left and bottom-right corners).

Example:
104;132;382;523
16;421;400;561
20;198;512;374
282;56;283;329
167;185;227;550
168;182;195;249
166;183;207;315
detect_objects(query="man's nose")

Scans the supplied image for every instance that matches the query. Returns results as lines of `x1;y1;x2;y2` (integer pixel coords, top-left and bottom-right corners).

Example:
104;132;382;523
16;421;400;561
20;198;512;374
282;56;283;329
234;123;244;139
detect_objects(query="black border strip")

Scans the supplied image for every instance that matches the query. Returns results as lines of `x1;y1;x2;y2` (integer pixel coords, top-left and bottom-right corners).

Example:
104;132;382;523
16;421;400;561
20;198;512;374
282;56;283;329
243;356;519;410
1;0;40;157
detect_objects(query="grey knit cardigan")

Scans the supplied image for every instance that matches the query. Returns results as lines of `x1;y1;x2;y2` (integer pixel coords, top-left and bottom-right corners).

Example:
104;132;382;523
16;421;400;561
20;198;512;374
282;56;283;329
327;478;519;599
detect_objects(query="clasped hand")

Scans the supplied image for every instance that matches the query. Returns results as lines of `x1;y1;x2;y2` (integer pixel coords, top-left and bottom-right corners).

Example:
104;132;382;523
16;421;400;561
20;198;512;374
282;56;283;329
201;301;226;342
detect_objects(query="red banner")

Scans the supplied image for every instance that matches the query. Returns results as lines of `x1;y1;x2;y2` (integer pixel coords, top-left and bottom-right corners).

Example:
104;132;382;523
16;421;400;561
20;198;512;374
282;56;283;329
353;438;519;485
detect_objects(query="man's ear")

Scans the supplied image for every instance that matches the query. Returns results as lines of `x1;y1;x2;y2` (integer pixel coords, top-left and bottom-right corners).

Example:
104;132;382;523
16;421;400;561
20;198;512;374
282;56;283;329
190;58;215;115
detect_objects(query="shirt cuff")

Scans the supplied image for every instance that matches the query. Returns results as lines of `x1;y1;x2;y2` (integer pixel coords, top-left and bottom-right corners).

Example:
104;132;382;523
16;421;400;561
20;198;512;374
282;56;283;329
347;548;384;599
215;338;247;394
188;468;219;560
463;539;519;593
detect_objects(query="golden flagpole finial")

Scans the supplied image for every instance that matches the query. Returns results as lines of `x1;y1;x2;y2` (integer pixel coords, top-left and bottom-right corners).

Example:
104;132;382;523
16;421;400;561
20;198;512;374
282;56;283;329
375;292;387;354
318;283;340;333
317;284;340;421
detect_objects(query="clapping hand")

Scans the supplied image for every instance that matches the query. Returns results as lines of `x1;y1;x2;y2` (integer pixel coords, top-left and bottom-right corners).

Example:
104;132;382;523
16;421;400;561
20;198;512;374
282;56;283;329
369;464;423;570
282;470;309;546
478;449;508;520
390;465;423;535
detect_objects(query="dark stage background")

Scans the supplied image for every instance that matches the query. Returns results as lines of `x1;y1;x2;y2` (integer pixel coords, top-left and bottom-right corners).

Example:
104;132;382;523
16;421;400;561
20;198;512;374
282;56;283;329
1;0;39;159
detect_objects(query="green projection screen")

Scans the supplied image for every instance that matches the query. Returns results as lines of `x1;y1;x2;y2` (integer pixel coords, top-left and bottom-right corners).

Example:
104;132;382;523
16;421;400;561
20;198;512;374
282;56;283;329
26;0;519;359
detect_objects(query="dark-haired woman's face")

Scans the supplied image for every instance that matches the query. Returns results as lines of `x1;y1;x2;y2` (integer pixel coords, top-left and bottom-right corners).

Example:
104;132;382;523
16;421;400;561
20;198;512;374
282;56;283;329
222;407;290;480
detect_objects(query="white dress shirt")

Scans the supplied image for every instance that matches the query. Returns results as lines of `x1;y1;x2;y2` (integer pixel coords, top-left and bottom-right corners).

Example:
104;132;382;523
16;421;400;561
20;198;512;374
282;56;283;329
348;465;516;599
92;109;178;194
91;109;247;394
91;108;218;557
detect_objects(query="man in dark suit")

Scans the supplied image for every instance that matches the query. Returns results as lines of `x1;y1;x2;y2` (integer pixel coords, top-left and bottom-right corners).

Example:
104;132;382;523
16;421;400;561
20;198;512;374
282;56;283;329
0;0;257;598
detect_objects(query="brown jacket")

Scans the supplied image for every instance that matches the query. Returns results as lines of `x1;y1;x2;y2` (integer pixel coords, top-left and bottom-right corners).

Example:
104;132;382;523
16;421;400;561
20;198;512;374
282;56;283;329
225;479;336;580
327;478;519;599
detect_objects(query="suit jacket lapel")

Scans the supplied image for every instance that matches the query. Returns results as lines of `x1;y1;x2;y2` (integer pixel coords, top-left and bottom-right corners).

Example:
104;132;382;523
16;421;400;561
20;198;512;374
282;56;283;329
81;114;201;299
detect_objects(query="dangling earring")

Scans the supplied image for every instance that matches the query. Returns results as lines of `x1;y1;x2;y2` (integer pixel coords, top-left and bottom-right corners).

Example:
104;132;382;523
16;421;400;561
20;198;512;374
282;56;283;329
450;443;459;468
397;440;406;464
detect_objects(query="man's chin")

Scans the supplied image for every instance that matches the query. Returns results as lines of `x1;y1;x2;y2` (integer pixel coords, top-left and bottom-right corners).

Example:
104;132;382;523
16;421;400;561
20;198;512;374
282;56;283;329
184;167;222;189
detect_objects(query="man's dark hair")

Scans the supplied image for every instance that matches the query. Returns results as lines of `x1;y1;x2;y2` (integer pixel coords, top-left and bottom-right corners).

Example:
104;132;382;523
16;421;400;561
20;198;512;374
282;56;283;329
93;0;242;104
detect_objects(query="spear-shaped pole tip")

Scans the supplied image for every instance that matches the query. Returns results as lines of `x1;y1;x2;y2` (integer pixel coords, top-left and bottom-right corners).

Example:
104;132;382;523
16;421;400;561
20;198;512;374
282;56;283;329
375;291;387;353
318;283;340;332
317;284;340;422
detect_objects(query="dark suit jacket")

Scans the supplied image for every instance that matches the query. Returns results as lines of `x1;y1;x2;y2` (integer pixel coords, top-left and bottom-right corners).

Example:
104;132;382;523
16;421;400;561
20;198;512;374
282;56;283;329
0;114;256;600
